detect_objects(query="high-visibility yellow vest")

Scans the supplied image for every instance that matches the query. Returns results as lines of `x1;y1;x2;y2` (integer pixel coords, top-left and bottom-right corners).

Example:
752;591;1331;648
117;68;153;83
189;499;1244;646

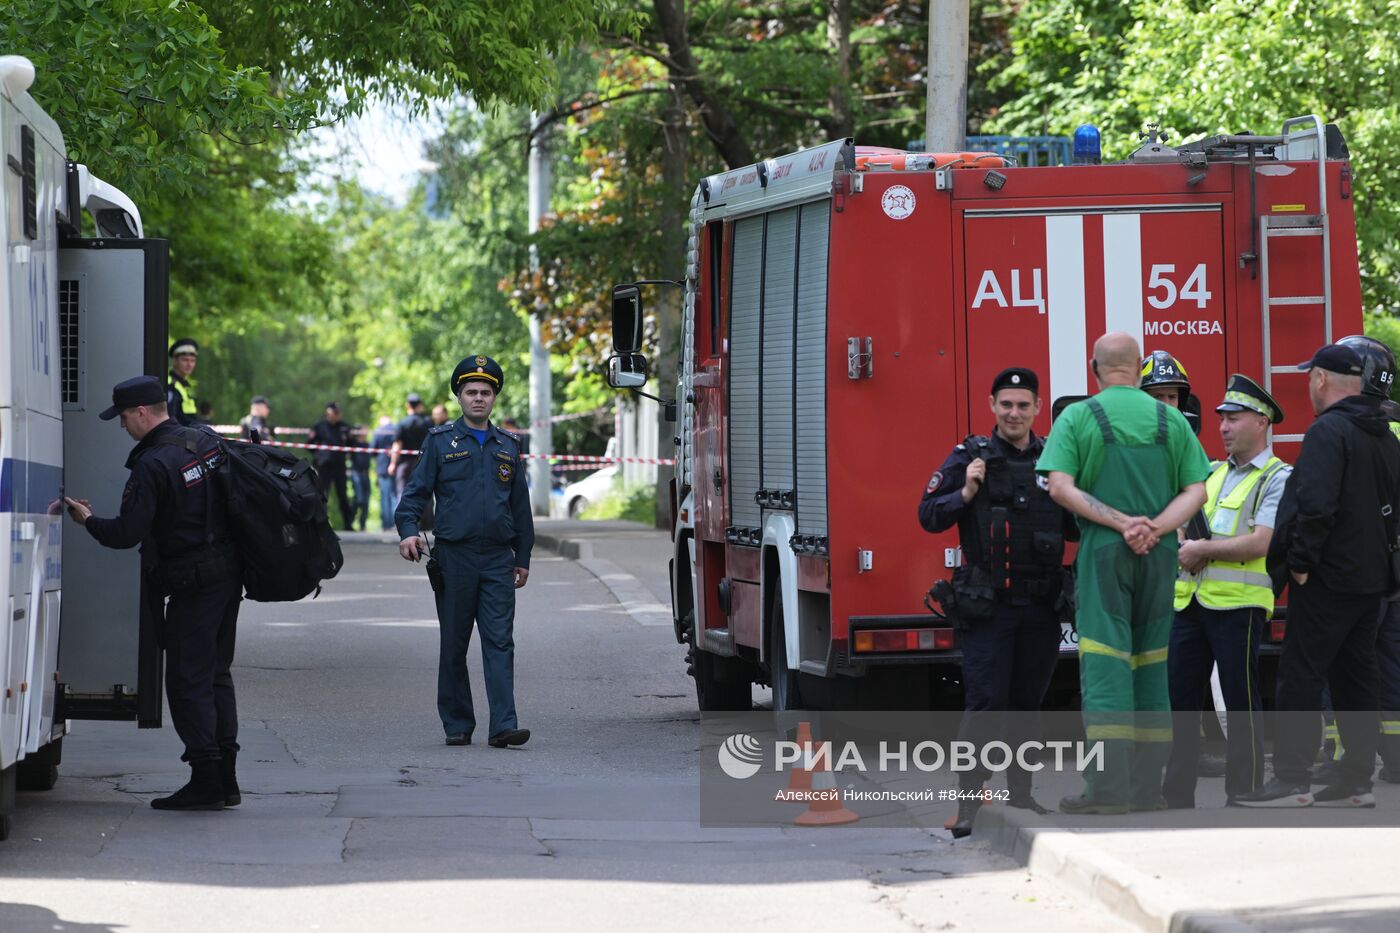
1174;457;1287;616
170;373;197;417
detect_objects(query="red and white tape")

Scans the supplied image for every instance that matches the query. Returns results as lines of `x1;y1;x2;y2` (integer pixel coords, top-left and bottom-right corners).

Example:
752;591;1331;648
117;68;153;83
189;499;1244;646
222;434;674;466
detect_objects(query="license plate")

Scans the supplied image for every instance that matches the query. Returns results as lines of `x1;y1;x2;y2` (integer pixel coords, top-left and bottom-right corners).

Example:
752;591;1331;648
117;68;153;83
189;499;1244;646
1059;622;1078;652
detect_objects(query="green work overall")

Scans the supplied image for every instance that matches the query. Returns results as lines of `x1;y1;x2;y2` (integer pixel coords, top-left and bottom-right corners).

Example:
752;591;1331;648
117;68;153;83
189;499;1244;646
1076;399;1178;807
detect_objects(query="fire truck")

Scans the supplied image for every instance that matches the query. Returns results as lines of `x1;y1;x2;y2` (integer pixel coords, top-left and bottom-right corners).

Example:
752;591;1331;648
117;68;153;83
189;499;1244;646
609;114;1361;712
0;55;167;838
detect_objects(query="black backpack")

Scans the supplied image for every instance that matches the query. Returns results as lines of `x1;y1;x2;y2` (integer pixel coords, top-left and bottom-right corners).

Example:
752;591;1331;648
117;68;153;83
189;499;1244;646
216;438;343;601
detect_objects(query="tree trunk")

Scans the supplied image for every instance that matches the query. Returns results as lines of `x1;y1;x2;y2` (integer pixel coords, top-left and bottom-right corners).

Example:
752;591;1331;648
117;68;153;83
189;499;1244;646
652;0;755;170
650;57;689;530
826;0;853;139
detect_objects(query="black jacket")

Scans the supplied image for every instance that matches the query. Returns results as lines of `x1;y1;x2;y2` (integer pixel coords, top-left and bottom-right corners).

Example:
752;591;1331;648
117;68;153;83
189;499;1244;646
1269;395;1400;595
86;420;231;562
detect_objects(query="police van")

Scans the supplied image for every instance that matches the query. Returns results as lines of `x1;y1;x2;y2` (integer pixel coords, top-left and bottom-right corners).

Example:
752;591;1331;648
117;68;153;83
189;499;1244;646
0;55;167;838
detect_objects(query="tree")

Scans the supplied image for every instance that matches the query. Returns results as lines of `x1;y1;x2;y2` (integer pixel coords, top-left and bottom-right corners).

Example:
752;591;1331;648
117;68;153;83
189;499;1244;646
986;0;1400;310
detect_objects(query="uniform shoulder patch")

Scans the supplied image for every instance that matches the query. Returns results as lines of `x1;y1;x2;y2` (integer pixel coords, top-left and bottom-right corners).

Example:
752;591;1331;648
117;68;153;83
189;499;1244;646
429;423;454;434
926;471;943;495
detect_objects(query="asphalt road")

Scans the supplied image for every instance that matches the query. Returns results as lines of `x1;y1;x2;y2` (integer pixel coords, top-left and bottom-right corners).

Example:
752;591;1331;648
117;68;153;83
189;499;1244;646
0;540;1117;932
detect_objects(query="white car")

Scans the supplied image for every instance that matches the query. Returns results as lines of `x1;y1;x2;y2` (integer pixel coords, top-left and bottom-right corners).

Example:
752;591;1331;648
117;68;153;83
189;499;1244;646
562;465;619;519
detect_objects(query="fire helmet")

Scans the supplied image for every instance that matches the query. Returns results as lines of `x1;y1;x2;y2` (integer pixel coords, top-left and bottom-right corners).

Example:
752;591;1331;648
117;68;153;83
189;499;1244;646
1335;334;1396;399
1140;350;1191;405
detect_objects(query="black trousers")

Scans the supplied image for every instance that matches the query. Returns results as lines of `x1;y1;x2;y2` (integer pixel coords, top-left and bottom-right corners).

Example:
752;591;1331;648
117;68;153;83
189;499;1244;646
164;576;243;763
956;599;1061;790
317;460;353;530
1272;579;1382;786
1163;601;1266;805
1380;602;1400;769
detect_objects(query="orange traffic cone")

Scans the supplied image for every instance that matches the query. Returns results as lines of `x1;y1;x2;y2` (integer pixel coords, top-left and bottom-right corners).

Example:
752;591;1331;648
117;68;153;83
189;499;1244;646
793;731;859;827
786;721;814;793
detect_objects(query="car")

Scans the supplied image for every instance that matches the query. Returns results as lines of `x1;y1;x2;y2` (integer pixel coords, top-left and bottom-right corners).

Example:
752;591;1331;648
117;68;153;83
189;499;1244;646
562;464;619;519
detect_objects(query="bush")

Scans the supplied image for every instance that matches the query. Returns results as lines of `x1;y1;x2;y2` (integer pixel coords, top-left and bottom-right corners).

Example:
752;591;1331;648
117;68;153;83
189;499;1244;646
579;482;655;523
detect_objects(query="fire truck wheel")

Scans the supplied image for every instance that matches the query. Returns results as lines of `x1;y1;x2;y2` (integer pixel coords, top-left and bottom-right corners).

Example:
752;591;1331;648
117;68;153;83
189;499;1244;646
768;599;804;712
686;612;753;711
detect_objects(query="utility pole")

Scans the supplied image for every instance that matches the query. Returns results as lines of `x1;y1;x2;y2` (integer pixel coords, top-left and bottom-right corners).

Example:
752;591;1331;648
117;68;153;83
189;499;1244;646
925;0;970;152
527;112;553;517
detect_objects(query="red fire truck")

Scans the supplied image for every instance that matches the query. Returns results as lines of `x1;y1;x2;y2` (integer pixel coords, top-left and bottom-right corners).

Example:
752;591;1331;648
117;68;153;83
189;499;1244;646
608;115;1361;711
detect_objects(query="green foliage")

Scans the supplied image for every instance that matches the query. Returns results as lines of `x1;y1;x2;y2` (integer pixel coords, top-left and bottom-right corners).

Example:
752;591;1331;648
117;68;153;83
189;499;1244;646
579;482;655;523
987;0;1400;309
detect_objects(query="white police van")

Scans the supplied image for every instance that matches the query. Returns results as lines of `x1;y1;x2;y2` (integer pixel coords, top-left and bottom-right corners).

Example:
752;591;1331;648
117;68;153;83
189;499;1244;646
0;55;168;838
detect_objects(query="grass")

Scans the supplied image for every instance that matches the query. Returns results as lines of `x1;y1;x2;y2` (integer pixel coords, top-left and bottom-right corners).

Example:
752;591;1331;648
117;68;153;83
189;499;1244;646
579;482;656;524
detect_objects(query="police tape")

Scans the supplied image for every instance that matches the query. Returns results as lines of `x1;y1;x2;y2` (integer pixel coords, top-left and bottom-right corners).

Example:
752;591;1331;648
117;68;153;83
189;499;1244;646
211;406;611;437
221;435;675;467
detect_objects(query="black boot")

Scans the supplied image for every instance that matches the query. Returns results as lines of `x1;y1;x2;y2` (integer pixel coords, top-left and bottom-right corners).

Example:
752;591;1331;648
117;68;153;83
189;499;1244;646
220;750;241;808
151;760;226;811
950;796;982;839
1007;770;1049;814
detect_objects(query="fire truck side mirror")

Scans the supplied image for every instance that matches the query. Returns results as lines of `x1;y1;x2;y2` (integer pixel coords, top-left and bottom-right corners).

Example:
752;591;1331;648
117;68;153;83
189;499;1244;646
607;353;649;389
611;284;644;354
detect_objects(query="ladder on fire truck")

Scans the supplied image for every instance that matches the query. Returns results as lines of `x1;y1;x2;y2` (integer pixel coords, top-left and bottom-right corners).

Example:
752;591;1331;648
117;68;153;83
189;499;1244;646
1261;115;1332;443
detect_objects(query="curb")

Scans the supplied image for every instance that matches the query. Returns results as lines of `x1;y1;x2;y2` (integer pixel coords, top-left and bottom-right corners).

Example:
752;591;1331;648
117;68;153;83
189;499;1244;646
535;533;673;628
534;532;594;562
974;805;1261;933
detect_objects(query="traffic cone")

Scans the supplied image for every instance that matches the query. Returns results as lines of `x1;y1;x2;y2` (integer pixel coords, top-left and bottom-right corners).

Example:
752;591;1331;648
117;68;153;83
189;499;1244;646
786;721;814;793
794;731;859;827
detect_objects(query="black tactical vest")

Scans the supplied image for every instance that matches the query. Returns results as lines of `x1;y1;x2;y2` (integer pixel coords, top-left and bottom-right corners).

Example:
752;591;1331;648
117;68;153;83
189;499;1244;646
965;435;1066;599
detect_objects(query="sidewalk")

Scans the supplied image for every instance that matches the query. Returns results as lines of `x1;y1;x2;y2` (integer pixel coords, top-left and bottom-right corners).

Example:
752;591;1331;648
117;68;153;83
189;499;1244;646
533;519;674;630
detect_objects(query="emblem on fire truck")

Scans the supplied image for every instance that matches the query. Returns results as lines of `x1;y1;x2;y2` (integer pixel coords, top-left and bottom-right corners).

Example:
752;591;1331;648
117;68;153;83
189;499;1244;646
881;184;916;220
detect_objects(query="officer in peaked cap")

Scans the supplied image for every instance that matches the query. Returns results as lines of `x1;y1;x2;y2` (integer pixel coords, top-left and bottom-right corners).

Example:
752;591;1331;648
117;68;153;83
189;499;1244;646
167;339;200;426
1239;338;1400;807
918;366;1079;836
1164;374;1290;809
64;376;243;811
396;354;534;749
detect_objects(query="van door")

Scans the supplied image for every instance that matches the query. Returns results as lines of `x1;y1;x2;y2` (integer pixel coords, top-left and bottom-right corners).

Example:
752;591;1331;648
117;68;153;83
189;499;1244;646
56;238;168;726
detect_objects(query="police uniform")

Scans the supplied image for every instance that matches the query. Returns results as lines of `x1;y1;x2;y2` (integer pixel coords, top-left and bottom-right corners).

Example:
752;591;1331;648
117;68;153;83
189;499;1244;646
1162;375;1290;807
918;368;1078;829
309;405;354;530
396;355;535;747
167;338;199;427
78;376;242;811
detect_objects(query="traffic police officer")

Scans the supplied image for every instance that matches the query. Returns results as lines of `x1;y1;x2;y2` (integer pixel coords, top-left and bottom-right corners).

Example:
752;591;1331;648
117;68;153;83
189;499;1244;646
167;338;199;426
919;367;1078;836
397;355;535;748
1240;336;1400;807
1039;333;1210;814
1164;375;1290;808
63;376;243;811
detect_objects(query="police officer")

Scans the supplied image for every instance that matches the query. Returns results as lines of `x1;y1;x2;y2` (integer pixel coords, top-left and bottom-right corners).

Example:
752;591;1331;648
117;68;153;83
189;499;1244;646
1239;336;1400;807
1164;375;1290;808
919;367;1078;836
396;355;534;748
63;376;242;811
167;338;199;426
309;402;354;530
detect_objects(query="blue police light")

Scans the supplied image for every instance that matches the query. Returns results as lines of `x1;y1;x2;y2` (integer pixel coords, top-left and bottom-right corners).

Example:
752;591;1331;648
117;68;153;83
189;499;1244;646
1073;124;1102;165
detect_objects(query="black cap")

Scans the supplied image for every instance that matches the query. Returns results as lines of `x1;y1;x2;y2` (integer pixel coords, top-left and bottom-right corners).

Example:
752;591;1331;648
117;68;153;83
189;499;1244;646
325;401;340;412
451;355;504;395
1215;373;1284;425
406;392;423;405
99;376;166;421
990;367;1038;396
169;338;198;358
1297;343;1364;377
251;395;269;406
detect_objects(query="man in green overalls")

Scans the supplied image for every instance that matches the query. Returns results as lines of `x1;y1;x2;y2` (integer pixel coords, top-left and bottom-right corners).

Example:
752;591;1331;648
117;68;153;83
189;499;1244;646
1039;333;1210;812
